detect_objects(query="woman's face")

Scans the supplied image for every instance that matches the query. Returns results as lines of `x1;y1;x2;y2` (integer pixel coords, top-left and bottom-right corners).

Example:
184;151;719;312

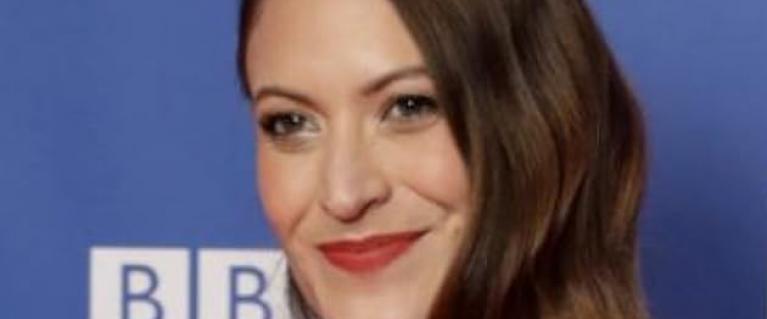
245;0;471;318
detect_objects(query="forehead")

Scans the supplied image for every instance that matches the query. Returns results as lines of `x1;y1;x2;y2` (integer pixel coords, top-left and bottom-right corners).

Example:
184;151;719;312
244;0;424;90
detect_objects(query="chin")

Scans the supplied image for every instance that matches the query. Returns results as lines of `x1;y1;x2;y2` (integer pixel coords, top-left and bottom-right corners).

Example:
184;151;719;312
288;229;453;319
316;292;431;319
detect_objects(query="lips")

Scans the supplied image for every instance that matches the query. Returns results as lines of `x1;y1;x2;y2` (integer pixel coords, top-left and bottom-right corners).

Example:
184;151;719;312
317;230;426;274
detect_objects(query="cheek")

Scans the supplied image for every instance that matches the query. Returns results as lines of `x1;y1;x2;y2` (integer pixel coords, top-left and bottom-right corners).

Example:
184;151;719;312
257;143;318;242
388;122;470;212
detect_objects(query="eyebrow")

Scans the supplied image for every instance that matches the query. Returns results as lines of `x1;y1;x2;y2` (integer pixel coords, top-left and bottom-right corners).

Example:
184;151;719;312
253;86;315;107
252;65;430;106
360;65;430;96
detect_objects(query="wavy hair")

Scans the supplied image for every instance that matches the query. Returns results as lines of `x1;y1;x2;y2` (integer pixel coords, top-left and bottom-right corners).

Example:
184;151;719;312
238;0;648;318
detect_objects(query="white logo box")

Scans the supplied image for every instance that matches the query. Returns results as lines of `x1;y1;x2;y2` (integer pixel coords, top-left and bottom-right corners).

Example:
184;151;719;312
89;247;290;319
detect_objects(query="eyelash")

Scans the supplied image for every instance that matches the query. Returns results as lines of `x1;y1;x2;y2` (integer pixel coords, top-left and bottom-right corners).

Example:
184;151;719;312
382;94;439;122
258;94;439;141
258;112;315;138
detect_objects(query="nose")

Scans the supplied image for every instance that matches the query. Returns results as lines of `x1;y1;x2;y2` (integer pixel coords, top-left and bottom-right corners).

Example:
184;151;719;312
319;129;390;222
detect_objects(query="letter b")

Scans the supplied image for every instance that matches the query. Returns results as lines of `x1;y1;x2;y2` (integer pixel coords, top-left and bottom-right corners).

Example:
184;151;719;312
230;266;271;319
198;249;289;319
90;247;189;319
122;265;163;319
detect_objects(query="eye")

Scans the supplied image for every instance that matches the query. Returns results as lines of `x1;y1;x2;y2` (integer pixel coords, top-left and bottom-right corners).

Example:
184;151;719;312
258;111;318;138
383;94;439;122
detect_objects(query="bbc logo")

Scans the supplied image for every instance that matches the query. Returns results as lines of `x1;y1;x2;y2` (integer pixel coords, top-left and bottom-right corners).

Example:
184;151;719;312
89;247;290;319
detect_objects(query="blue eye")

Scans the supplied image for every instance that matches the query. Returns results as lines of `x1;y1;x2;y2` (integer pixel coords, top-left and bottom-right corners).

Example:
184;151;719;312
384;94;439;121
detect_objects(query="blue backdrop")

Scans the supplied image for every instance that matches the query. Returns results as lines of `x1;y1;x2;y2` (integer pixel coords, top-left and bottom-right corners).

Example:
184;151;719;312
0;0;764;318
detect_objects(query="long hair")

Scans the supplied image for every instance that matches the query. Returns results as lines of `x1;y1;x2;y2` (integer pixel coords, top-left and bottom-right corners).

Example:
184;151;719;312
238;0;648;318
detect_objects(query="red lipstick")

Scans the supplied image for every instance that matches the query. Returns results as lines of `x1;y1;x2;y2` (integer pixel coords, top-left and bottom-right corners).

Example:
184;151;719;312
318;230;426;274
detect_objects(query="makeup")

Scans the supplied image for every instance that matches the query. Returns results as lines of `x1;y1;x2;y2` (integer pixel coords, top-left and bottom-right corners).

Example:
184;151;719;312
317;230;427;274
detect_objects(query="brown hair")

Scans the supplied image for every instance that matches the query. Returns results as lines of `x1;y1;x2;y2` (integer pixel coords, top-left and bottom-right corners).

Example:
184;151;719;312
238;0;648;318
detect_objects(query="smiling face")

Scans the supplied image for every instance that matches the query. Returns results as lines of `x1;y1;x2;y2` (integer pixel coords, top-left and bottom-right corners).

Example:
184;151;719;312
243;0;471;318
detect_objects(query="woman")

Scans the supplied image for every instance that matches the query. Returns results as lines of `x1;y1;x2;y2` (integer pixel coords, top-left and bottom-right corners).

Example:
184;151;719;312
238;0;648;318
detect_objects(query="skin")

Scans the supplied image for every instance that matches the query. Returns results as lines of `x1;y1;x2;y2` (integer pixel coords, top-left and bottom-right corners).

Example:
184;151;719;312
244;0;471;318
